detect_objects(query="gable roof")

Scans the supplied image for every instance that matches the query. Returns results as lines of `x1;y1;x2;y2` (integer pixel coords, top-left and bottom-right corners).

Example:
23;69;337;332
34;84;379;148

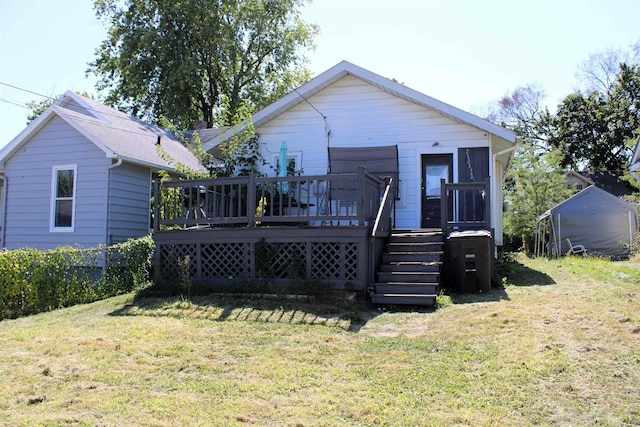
0;91;203;172
538;184;637;222
580;171;633;197
565;170;595;187
566;170;634;197
202;60;517;152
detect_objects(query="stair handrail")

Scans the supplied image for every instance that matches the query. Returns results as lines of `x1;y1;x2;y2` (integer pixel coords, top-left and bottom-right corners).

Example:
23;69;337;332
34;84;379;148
371;177;394;238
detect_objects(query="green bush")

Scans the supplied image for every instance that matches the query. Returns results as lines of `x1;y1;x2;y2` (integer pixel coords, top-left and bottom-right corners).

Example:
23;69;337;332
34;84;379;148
0;235;154;320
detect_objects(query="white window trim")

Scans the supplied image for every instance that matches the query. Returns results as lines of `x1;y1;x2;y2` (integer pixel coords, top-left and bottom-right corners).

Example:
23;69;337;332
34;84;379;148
50;164;77;233
272;152;302;176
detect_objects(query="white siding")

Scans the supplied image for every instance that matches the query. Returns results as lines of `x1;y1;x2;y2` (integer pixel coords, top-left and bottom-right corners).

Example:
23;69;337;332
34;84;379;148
107;163;152;244
3;116;110;249
255;75;492;230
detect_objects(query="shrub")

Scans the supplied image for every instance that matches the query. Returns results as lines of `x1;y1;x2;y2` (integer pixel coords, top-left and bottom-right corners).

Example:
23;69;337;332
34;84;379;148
0;235;154;320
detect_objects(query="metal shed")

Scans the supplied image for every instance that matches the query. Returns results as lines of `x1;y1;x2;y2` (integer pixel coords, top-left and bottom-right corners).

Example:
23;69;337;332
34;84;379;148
535;186;638;259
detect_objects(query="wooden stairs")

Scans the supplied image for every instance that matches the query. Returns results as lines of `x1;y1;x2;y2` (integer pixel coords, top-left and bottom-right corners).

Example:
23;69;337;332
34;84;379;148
369;229;443;306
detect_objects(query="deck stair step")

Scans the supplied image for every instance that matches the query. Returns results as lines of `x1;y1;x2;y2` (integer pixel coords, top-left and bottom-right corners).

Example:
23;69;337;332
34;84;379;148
370;293;436;305
382;252;442;263
380;262;442;273
377;271;439;283
374;282;438;295
370;229;444;306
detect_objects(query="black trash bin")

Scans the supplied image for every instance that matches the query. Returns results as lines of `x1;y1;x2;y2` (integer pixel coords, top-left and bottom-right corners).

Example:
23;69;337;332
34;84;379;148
445;230;493;293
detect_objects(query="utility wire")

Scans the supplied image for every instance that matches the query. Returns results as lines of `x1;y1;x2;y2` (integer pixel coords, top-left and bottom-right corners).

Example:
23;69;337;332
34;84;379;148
0;98;30;109
0;81;185;141
0;81;58;101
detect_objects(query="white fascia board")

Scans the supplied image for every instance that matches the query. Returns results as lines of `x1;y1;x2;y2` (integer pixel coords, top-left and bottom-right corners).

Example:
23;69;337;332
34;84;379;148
0;105;117;164
57;90;108;122
114;154;175;172
0;106;58;162
54;107;117;158
203;60;517;152
345;62;517;143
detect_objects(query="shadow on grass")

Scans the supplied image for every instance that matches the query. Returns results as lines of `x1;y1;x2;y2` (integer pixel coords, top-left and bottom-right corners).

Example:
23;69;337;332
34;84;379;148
438;259;556;305
109;285;378;332
497;258;557;287
444;285;511;305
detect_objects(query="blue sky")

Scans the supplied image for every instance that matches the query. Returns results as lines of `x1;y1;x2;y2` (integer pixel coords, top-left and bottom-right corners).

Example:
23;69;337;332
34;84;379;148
1;0;639;148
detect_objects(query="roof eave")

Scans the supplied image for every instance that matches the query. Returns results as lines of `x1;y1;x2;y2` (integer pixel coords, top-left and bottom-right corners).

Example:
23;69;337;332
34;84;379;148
203;60;517;152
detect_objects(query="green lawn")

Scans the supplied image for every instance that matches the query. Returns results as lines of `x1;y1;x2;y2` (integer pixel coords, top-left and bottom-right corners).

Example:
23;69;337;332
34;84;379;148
1;255;639;426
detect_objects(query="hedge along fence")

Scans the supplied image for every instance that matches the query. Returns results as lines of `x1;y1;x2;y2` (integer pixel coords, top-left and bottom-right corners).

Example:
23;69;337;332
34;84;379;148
0;235;154;320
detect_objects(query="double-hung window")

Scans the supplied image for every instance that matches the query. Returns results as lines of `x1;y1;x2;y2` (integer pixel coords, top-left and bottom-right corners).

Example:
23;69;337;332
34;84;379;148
51;165;77;232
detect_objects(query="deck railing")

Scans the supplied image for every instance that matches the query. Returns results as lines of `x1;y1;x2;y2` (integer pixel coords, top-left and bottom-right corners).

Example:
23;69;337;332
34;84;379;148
440;178;491;235
153;167;384;230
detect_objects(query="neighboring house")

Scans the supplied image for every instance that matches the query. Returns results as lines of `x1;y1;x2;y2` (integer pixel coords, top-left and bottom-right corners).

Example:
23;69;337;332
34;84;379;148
566;170;634;197
202;60;517;246
0;91;202;250
565;170;594;193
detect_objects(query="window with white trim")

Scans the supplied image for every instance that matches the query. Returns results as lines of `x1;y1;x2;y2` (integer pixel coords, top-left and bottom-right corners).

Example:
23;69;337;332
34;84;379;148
273;152;302;176
51;165;77;231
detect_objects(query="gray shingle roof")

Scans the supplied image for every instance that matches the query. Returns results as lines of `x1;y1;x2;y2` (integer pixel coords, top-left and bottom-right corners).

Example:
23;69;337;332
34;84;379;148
0;91;204;172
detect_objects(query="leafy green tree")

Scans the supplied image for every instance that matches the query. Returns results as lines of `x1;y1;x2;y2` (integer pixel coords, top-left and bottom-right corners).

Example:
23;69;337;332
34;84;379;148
487;85;571;251
504;143;573;252
89;0;319;129
549;64;640;176
486;83;552;150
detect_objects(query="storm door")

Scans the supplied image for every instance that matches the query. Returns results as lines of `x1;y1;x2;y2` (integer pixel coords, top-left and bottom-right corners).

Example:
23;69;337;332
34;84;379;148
421;154;453;228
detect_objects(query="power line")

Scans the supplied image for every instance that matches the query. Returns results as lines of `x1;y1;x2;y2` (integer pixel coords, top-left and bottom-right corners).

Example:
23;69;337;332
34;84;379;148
0;81;184;141
0;82;57;102
0;98;30;109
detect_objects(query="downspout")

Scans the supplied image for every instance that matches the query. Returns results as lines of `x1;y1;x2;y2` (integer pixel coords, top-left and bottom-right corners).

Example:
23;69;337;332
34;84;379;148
106;158;123;245
0;175;6;249
491;143;518;242
493;145;518;181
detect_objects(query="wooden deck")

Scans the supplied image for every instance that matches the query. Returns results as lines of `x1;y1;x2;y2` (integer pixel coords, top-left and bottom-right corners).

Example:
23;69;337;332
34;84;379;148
153;169;393;291
152;171;492;299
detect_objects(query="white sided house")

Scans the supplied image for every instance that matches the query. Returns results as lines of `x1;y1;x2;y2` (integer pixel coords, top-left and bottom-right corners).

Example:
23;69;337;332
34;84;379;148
0;91;202;250
203;60;517;245
153;61;517;304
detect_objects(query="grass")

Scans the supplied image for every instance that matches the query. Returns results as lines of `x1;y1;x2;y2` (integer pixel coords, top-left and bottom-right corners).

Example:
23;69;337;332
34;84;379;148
1;254;639;426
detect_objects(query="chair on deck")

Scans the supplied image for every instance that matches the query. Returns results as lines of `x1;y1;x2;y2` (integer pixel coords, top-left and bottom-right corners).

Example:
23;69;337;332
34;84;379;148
327;182;358;225
326;145;399;226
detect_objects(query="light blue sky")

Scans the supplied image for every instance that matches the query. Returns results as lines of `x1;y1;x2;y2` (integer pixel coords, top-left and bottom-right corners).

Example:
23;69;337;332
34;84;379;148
1;0;638;148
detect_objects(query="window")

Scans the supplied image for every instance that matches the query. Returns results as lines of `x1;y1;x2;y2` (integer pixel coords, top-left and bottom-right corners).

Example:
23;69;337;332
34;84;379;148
273;152;302;176
51;165;77;231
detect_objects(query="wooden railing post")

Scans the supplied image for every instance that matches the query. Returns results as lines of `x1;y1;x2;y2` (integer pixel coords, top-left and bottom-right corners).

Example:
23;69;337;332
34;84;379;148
440;178;447;232
484;176;491;230
247;174;256;227
357;166;366;226
153;179;161;232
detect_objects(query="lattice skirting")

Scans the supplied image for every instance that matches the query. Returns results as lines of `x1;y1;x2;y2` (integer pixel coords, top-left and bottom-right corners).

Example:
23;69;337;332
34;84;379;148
157;239;364;289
